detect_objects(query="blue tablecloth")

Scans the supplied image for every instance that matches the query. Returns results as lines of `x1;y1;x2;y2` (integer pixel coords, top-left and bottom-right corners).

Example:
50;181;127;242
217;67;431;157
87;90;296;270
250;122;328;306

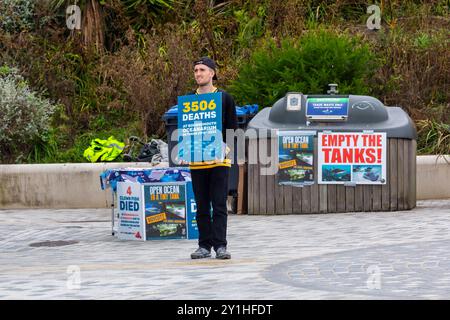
101;167;198;240
100;167;192;192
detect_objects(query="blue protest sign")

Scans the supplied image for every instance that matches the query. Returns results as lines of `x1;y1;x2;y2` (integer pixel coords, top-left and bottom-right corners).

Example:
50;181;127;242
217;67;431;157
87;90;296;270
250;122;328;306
177;92;223;163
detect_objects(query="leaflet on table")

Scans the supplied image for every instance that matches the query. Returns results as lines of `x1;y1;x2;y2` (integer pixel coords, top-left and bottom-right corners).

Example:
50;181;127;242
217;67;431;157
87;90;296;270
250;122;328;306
277;131;315;186
177;92;223;163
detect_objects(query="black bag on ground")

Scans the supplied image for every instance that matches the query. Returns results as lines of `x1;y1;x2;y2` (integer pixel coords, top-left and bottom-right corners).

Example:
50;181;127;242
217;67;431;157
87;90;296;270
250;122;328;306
136;140;159;162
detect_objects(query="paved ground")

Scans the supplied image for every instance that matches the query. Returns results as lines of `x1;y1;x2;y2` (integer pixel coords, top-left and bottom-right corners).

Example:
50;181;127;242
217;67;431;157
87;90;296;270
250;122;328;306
0;199;449;300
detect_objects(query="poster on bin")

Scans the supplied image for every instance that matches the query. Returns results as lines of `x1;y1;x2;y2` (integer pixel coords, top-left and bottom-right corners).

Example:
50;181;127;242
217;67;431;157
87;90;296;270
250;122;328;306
144;182;188;240
177;92;223;163
117;182;145;241
318;132;386;184
277;131;315;186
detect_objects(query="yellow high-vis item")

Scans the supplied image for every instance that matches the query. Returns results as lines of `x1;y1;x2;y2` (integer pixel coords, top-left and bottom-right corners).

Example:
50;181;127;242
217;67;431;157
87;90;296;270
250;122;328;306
83;136;125;162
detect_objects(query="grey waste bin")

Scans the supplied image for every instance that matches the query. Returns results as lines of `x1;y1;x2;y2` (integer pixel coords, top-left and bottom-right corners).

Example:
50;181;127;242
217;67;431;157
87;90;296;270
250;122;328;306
246;85;417;215
162;104;258;196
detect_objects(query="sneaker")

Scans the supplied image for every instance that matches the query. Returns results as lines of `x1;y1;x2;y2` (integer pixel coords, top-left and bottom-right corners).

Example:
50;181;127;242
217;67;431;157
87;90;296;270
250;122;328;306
190;247;211;259
215;247;231;260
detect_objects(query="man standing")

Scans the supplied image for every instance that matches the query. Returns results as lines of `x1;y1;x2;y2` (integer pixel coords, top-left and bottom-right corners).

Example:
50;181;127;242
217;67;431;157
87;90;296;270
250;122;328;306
187;57;237;259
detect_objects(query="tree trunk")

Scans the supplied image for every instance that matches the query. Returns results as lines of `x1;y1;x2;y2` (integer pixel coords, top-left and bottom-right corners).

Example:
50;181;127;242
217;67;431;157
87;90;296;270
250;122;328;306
82;0;104;53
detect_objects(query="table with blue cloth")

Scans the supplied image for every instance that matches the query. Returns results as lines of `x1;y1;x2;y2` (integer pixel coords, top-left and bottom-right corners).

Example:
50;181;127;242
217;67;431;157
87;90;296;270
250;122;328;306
100;167;198;240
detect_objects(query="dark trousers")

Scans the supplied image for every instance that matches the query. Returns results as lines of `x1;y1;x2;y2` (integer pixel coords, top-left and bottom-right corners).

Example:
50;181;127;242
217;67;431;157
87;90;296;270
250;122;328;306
190;166;229;251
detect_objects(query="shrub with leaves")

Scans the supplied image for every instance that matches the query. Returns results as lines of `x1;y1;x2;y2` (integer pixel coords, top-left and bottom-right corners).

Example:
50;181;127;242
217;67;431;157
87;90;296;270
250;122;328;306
416;119;450;156
372;27;449;120
228;28;379;107
0;0;35;33
0;66;56;163
97;25;198;138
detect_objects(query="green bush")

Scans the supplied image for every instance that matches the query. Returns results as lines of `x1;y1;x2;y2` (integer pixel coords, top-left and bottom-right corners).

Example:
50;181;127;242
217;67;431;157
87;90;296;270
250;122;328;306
0;0;35;33
0;65;57;163
228;28;379;107
234;6;266;50
416;119;450;156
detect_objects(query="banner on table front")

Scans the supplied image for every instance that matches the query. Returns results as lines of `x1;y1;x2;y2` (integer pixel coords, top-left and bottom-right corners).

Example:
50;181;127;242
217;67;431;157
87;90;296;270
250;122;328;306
144;182;188;240
117;182;145;241
318;132;386;184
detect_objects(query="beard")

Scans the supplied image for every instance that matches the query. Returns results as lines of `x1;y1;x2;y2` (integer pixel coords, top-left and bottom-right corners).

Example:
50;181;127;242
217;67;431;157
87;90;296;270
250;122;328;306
197;80;212;87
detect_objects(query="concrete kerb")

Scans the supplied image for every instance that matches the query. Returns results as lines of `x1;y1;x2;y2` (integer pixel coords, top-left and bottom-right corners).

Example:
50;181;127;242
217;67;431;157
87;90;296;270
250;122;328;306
0;156;449;209
0;162;167;209
416;155;450;200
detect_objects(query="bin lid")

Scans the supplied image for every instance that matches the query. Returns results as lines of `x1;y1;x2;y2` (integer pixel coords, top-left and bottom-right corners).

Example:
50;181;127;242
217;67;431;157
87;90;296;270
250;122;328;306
162;105;178;119
247;93;417;140
236;106;248;116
